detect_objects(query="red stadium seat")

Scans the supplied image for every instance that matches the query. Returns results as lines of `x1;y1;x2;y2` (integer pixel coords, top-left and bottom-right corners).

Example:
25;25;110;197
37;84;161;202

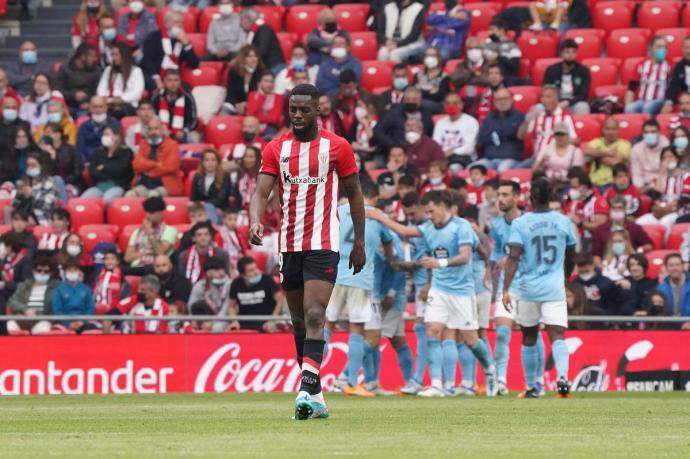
641;224;666;250
163;197;190;225
582;59;618;96
645;250;673;280
118;225;138;251
572;114;604;143
657;28;690;60
157;6;198;33
500;169;533;185
517;58;531;79
179;143;214;159
285;5;326;36
246;249;269;272
235;225;250;248
34;329;76;336
592;2;633;32
637;2;681;34
531;58;561;86
668;223;690;250
333;4;370;32
656;113;677;138
276;32;298;61
465;2;501;35
507;86;540;113
443;59;461;75
187;34;207;58
593;85;626;100
126;275;141;294
205;115;244;147
9;329;30;336
65;198;105;230
350;32;378;60
368;169;387;182
606;29;651;61
199;6;220;34
621;57;647;86
181;157;201;177
581;57;621;71
120;116;138;136
181;67;220;88
516;32;558;64
184;171;197;196
612;113;650;141
684;6;690;29
108;198;145;230
252;5;285;33
562;28;605;60
361;60;394;92
79;224;119;254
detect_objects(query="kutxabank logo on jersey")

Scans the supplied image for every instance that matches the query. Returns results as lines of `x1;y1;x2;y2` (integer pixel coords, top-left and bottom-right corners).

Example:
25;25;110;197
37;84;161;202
281;171;326;185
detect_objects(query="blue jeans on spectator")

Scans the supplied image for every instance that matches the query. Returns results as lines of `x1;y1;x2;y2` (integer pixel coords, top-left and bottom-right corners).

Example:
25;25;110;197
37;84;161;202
625;98;665;116
471;158;519;174
81;185;125;204
53;176;68;204
514;157;535;169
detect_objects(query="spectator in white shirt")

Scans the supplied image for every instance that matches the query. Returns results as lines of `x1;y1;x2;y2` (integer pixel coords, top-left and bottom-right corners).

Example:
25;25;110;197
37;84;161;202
96;43;145;116
432;92;479;172
205;0;246;61
273;44;318;96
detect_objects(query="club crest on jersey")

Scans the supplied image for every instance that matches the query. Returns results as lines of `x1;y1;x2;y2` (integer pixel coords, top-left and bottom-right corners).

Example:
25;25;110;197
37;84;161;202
433;247;449;259
318;152;329;164
282;170;326;185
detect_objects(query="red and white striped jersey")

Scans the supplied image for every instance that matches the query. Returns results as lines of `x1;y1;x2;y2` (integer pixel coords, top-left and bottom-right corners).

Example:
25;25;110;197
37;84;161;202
260;129;358;253
117;295;170;334
660;172;689;203
527;106;575;155
635;59;670;101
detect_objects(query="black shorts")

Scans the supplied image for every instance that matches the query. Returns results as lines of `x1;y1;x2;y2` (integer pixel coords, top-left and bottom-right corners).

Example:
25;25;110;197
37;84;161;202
279;250;340;291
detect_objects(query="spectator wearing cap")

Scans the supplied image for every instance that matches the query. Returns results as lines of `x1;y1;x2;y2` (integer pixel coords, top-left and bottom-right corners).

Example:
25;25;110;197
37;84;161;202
584;117;631;190
82;124;134;203
7;254;59;335
543;39;591;115
630;119;670;191
625;36;669;116
484;18;522;82
52;261;96;333
117;0;159;51
106;274;171;334
315;35;362;98
274;45;318;96
533;121;584;182
96;42;146;117
34;98;77;146
55;44;100;117
6;42;52;97
228;256;284;332
376;0;425;63
76;95;120;164
187;256;232;333
205;0;246;61
403;118;445;175
307;7;350;67
151;69;198;143
128;117;183;197
178;222;229;285
475;87;524;173
374;87;434;152
424;0;470;61
656;253;690;329
590;196;653;258
124;197;178;269
604;164;642;217
432;92;478;172
239;8;284;72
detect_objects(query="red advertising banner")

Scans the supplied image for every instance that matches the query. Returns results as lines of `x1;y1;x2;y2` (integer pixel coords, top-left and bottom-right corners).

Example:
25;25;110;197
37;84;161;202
0;331;688;395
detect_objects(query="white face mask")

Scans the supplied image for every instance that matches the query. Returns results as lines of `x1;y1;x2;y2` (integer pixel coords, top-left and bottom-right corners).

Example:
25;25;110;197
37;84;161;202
405;131;420;144
424;56;439;69
668;161;678;171
91;113;107;123
330;47;347;60
429;176;443;186
169;26;183;39
218;4;233;16
101;134;113;148
467;48;483;63
578;271;595;281
355;106;368;120
569;188;581;200
129;1;144;14
66;245;82;257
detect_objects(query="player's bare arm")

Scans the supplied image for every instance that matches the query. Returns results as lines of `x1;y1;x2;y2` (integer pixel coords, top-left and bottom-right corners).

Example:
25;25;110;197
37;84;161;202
502;245;523;311
249;173;277;246
420;245;471;269
366;207;422;238
342;173;366;274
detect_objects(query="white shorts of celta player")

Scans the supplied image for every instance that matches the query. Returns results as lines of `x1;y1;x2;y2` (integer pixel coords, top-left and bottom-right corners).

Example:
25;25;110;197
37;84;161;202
424;289;478;331
326;284;372;324
493;289;518;321
476;290;491;330
365;301;405;338
516;299;568;328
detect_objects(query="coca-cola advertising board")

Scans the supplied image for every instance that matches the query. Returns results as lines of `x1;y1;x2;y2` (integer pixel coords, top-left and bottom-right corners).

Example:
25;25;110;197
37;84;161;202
0;331;688;395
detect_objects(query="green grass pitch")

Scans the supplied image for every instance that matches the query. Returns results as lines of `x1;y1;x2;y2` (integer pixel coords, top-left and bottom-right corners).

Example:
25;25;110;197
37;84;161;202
0;392;689;458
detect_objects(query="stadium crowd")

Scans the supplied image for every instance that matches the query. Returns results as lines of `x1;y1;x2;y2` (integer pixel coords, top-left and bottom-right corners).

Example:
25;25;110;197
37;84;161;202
1;0;690;336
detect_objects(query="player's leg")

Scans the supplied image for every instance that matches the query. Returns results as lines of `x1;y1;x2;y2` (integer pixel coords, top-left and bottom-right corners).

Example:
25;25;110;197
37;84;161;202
344;288;375;396
324;285;348;390
535;329;546;395
471;290;492;395
418;289;450;397
386;308;414;389
455;335;476;396
493;290;518;395
516;299;543;399
441;327;459;396
285;288;306;368
542;300;570;398
403;293;427;394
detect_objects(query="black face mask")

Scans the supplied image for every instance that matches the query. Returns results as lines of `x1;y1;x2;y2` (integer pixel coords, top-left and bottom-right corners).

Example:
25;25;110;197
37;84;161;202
489;33;499;42
87;5;100;15
403;103;419;113
324;21;337;33
137;292;147;303
563;58;577;68
242;131;255;142
156;271;171;282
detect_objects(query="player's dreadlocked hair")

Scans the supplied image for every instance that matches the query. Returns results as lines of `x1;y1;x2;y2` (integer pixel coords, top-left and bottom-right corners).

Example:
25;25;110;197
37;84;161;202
290;83;320;101
530;177;551;207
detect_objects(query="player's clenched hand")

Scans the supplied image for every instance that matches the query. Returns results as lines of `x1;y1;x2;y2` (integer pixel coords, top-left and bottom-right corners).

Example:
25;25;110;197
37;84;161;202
249;223;264;246
502;291;513;311
420;256;440;269
349;244;366;274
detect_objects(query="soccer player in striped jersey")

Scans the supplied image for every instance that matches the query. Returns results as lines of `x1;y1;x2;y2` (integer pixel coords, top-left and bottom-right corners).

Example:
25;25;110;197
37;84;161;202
502;178;576;398
250;84;366;420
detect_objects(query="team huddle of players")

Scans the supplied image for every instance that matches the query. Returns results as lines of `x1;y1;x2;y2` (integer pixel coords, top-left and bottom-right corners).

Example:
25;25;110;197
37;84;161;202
326;178;575;398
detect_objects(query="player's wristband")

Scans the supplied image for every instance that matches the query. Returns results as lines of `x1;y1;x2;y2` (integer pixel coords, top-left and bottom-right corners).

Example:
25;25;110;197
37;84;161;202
387;289;397;298
438;259;448;268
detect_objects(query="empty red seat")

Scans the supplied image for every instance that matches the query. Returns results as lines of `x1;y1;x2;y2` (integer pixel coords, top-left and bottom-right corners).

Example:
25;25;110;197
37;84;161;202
285;5;326;36
562;28;605;60
251;5;285;32
276;32;298;61
246;249;269;272
361;60;394;92
657;28;690;60
181;66;220;88
465;2;501;35
65;198;105;230
516;32;558;64
572;114;604;143
125;275;141;293
667;223;690;250
531;57;561;86
108;198;145;230
607;28;651;60
592;2;633;32
593;85;626;100
500;169;533;185
637;2;681;34
611;113;650;141
641;224;666;250
350;31;378;60
582;59;618;96
507;86;540;113
163;197;190;225
79;224;119;254
655;113;677;137
199;6;221;34
621;57;647;86
118;224;138;251
187;33;207;58
205;115;244;147
333;4;370;32
645;250;673;279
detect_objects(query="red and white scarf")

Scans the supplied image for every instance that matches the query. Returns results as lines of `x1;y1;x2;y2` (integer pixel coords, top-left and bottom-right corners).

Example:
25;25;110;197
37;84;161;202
2;248;27;283
93;267;123;306
245;18;264;44
158;92;185;135
38;232;68;251
132;122;143;148
216;226;243;270
184;245;216;284
161;37;182;71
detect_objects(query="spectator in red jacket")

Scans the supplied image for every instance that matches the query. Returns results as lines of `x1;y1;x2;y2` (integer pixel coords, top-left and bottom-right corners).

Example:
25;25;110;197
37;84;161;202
590;196;653;258
604;164;642;217
247;72;283;140
71;0;108;49
403;117;445;174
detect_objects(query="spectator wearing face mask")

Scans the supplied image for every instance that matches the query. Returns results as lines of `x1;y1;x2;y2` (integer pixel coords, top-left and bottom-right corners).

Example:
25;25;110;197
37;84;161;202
72;0;108;49
52;262;96;333
19;74;62;133
125;99;155;153
625;36;670;116
572;252;627;318
670;126;690;171
34;99;77;147
97;14;118;68
274;44;318;96
374;87;434;151
315;35;362;98
564;168;610;241
11;153;58;226
450;37;491;89
413;46;450;114
0;95;30;146
7;42;52;97
187;257;232;333
381;63;409;109
105;274;170;334
76;96;120;164
484;18;522;82
403;117;445;175
82;124;134;203
220;116;266;173
7;254;59;335
307;8;350;67
630;119;670;191
425;0;470;61
205;0;246;61
117;0;159;51
543;39;591;115
350;98;382;167
432;92;478;172
597;229;635;281
152;254;191;314
604;164;642;217
668;92;690;132
228;256;284;332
